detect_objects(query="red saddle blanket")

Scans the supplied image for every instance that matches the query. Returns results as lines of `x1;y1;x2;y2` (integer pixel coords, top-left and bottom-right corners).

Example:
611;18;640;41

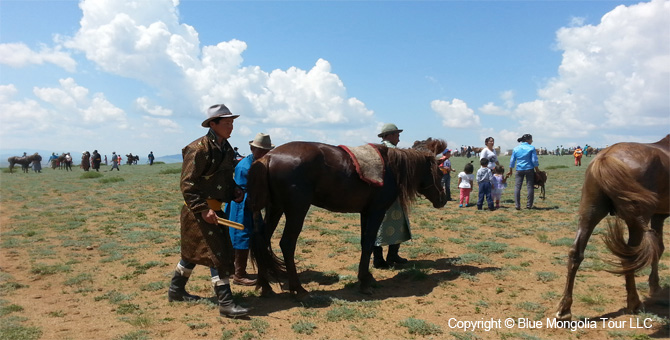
338;144;385;187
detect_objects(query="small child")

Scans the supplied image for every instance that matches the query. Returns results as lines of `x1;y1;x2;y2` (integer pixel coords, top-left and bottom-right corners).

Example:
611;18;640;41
457;162;475;207
476;158;495;211
491;165;510;209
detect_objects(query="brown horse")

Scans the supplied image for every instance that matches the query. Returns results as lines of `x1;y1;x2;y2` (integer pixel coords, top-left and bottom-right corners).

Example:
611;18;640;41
247;140;447;298
556;135;669;320
8;154;39;173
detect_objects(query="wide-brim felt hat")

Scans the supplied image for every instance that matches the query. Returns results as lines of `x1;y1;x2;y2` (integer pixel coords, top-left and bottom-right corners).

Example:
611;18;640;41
249;133;274;150
377;123;403;137
201;104;239;127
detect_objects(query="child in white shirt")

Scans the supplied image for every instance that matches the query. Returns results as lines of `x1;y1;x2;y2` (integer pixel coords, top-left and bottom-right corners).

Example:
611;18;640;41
457;162;475;207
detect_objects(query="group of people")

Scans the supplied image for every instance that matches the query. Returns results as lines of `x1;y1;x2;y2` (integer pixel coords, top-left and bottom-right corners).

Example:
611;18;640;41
169;103;543;318
440;134;540;211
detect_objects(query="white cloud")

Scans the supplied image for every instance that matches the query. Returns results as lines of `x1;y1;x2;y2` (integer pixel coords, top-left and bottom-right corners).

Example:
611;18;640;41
0;43;76;72
0;85;52;135
521;0;669;138
431;98;481;128
33;78;127;125
142;116;181;133
136;97;173;116
63;0;374;130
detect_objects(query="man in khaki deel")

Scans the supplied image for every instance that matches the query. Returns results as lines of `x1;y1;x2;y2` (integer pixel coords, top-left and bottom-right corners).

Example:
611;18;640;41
167;104;249;318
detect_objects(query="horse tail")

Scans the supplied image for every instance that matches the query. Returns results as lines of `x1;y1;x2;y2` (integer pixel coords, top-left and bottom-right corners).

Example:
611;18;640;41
247;157;286;285
590;155;661;274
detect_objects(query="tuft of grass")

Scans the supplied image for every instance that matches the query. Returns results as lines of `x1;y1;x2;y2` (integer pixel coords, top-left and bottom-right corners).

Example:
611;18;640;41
536;271;559;283
291;320;317;335
467;241;508;254
399;317;443;336
159;168;181;175
80;172;103;179
99;176;125;184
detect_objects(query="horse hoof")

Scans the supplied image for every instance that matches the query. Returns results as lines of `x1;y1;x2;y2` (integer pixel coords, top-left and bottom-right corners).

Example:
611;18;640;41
294;290;310;301
259;288;276;298
555;311;572;321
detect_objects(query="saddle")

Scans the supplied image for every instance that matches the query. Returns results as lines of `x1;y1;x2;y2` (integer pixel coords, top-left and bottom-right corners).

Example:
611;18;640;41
339;144;385;187
534;170;548;200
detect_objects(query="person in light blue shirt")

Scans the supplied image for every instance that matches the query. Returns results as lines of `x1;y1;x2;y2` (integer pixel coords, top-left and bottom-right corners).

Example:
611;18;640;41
508;134;540;210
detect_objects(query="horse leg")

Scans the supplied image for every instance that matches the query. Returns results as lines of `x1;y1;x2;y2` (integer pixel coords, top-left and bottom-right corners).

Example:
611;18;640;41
254;207;283;297
280;207;310;299
620;215;653;313
648;214;668;295
556;204;608;320
358;211;385;295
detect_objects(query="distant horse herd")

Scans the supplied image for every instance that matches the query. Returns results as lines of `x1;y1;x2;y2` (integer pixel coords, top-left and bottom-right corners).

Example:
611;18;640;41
7;152;142;173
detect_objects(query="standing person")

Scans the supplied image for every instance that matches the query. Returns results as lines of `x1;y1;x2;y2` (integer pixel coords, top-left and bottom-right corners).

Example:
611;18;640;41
573;146;583;166
438;149;455;201
110;152;120;171
32;153;42;173
64;153;73;171
507;134;540;210
168;103;248;318
491;165;510;209
457;162;475;207
148;151;155;166
225;133;274;286
48;153;58;168
81;151;91;171
373;123;411;269
476;158;495;211
480;137;499;171
91;150;102;171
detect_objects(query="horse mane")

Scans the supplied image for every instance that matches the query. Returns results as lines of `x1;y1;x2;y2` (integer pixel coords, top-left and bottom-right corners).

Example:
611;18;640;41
412;138;447;156
386;147;438;211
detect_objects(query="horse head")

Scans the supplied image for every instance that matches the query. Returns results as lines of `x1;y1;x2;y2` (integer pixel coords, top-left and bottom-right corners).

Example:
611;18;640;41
418;154;448;209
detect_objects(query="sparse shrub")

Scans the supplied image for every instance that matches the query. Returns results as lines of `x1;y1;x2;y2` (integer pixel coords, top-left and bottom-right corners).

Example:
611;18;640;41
399;317;443;336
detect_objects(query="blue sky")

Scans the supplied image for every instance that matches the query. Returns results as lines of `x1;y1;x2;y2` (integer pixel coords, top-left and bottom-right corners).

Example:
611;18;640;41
1;0;668;159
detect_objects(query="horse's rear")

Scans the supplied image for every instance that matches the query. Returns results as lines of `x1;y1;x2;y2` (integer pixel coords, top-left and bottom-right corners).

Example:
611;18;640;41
557;135;670;320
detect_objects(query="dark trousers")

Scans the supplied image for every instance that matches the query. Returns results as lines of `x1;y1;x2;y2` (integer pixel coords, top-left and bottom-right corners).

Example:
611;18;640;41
477;181;494;210
514;169;535;209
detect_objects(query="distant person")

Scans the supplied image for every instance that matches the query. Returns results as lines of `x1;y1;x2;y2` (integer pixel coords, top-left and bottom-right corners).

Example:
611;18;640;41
64;153;73;171
508;134;540;210
480;137;500;170
110;152;120;171
457;162;475;207
81;151;91;171
491;165;510;209
233;147;243;159
225;133;274;286
104;155;108;165
91;150;102;171
439;149;455;201
476;158;495;211
573;146;583;166
32;153;42;173
48;153;58;168
373;123;411;269
168;103;248;318
148;151;155;165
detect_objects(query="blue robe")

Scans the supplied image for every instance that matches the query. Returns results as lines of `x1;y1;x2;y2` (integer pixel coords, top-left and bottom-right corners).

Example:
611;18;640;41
225;154;255;249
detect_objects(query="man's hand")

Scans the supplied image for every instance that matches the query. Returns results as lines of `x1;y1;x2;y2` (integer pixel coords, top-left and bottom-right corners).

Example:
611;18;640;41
201;209;218;225
233;187;244;203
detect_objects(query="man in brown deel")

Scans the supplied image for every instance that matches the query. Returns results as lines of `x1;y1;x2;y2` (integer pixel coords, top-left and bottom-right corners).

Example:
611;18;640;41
167;103;248;318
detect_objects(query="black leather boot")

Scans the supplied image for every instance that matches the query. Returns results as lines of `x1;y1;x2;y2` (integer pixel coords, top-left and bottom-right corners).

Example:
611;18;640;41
373;246;390;269
167;271;202;302
387;244;408;265
214;284;249;318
